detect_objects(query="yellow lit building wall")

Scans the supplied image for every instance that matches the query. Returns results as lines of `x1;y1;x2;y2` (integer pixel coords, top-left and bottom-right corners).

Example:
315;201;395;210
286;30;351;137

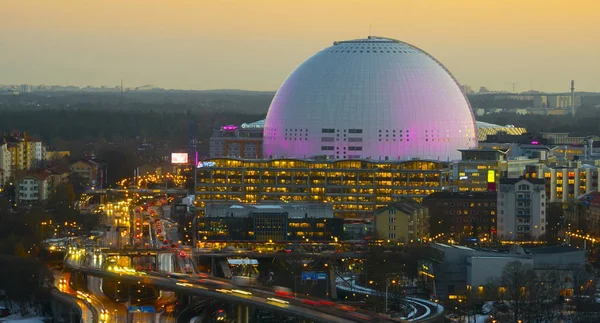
196;158;452;219
7;141;35;172
456;161;502;192
375;208;409;242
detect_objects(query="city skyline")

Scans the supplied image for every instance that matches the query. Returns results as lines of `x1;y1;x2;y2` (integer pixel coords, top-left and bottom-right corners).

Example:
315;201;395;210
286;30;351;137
1;0;600;92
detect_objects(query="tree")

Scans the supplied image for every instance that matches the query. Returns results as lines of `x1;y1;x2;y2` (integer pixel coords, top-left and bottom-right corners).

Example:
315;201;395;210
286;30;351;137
522;270;561;323
570;265;594;311
499;261;536;323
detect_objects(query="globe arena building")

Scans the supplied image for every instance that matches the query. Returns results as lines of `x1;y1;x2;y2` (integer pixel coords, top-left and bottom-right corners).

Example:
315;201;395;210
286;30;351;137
263;36;477;161
193;36;476;234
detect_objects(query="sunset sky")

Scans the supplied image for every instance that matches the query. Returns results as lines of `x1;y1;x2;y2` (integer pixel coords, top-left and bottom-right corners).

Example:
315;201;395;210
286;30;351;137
1;0;599;92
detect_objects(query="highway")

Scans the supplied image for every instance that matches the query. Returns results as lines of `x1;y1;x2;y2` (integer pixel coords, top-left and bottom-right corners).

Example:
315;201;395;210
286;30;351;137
53;271;95;323
64;191;411;322
65;249;400;323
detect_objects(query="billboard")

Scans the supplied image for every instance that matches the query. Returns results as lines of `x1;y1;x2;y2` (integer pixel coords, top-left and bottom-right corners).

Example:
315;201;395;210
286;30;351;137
171;153;189;164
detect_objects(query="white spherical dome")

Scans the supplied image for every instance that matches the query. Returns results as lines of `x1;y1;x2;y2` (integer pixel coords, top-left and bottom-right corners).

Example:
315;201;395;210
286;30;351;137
263;36;477;161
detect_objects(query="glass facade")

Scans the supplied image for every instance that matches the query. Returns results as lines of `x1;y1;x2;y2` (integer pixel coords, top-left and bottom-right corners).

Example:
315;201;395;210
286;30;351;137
196;158;453;219
196;214;343;242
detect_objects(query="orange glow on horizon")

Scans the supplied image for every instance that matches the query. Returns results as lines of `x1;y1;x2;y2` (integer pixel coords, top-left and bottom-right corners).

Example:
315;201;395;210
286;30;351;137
1;0;599;91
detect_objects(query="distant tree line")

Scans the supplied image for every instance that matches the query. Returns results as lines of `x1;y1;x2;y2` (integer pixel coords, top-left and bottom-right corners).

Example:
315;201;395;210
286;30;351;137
0;109;265;155
479;105;600;137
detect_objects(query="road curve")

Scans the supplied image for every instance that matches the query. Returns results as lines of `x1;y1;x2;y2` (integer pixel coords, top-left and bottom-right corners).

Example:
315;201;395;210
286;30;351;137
66;258;362;323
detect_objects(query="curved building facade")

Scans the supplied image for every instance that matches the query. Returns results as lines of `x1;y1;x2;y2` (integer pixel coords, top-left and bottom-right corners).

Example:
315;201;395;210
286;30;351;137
263;36;477;161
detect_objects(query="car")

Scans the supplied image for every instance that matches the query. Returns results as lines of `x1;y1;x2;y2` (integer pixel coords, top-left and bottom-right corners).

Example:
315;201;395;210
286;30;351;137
318;300;335;306
0;306;9;318
301;300;319;306
337;305;355;311
275;291;294;298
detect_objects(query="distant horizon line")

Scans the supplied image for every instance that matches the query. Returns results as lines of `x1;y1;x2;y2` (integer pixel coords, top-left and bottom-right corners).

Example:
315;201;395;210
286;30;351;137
1;83;599;95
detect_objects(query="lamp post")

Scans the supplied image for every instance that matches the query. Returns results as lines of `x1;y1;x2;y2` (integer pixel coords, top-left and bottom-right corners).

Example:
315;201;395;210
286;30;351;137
385;277;397;314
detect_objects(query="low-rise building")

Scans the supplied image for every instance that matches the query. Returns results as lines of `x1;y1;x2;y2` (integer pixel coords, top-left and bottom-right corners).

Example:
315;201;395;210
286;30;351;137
46;150;71;161
45;166;71;193
422;192;497;243
195;203;343;244
422;243;585;301
16;172;51;205
209;121;264;159
138;163;163;176
69;160;100;187
568;191;600;237
374;199;429;243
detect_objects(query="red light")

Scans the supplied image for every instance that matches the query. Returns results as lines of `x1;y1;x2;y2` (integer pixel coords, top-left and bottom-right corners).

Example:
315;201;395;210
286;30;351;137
218;309;224;313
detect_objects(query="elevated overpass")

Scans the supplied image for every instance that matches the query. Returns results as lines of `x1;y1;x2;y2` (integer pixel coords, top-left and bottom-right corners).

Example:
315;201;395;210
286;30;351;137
85;188;189;195
65;252;402;323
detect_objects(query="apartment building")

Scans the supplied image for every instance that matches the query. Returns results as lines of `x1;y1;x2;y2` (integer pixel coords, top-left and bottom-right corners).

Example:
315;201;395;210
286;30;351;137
497;177;546;241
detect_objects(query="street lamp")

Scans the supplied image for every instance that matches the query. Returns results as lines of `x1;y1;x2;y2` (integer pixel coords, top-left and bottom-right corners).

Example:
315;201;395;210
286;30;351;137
385;278;397;313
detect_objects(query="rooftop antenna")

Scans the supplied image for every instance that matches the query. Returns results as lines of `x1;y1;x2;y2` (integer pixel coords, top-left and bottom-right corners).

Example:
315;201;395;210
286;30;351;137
369;24;372;38
120;78;124;94
571;80;575;116
506;81;518;93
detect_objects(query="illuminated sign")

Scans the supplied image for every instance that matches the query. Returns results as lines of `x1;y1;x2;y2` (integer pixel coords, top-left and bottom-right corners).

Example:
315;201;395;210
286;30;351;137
171;153;189;164
222;125;238;131
487;170;496;183
197;161;216;168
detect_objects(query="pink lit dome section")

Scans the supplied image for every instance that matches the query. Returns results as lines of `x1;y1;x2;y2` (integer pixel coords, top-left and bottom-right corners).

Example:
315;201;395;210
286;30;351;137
263;36;477;161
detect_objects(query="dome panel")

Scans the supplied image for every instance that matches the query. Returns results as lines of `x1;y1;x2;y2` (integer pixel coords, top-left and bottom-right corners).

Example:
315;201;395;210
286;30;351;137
263;36;477;161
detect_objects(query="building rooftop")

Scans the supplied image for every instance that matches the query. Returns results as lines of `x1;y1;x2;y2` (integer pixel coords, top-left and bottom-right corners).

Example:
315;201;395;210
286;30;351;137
377;198;426;214
578;191;600;207
240;119;265;129
423;191;497;201
499;177;545;185
17;171;51;181
528;245;582;255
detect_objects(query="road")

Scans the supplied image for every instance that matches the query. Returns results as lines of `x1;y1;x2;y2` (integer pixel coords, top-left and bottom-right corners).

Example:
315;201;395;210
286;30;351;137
53;271;95;323
69;192;398;323
336;275;444;322
87;254;129;323
65;249;397;323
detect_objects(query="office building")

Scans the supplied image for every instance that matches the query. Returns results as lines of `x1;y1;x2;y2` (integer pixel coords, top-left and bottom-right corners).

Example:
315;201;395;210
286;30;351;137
422;192;497;242
374;199;429;243
453;149;539;192
454;149;505;192
497;177;546;241
196;158;453;219
526;162;599;203
209;120;264;158
195;203;342;243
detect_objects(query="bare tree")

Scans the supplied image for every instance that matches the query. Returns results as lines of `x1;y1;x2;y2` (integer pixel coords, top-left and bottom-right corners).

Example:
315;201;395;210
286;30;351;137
499;261;536;323
570;265;592;309
523;270;561;323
